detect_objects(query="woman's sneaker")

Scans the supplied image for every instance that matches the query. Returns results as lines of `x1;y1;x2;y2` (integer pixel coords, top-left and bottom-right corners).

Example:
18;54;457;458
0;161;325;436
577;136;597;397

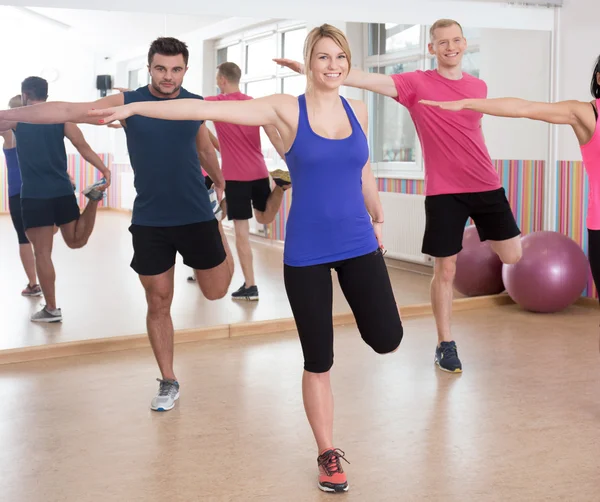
22;283;42;297
317;448;350;493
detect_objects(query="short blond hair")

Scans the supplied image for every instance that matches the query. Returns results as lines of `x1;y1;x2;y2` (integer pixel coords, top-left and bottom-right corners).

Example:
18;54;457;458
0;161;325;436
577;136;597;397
8;94;22;109
430;19;464;41
304;24;352;74
217;62;241;84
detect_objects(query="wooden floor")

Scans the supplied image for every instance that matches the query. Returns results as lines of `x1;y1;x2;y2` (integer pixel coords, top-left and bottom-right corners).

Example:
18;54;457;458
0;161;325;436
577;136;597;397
0;210;439;352
0;304;598;501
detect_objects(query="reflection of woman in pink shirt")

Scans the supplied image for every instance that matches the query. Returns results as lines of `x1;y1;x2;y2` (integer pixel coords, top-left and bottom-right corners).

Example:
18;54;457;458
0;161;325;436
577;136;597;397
421;55;600;299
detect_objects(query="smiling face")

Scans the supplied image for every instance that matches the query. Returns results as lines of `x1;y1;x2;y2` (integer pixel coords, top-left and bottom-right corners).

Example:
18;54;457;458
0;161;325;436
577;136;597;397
428;23;467;70
307;36;350;91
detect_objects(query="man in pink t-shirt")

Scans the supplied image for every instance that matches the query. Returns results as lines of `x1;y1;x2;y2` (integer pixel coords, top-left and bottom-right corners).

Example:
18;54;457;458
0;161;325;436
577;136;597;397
204;62;290;301
276;19;522;374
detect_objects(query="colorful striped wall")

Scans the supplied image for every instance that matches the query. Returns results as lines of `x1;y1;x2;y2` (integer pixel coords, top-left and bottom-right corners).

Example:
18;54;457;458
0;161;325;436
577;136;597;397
0;153;133;212
556;160;596;298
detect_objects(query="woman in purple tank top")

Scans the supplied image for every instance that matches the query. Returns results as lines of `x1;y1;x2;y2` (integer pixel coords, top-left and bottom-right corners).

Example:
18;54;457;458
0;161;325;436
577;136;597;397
421;55;600;301
89;24;404;493
2;94;42;297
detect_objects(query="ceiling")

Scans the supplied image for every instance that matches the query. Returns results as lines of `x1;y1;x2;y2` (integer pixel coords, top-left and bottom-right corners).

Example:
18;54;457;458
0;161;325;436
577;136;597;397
4;6;226;58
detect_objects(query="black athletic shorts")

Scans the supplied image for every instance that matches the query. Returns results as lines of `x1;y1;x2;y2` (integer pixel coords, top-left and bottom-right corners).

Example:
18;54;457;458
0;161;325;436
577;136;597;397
129;218;226;276
588;229;600;302
423;187;521;258
8;194;28;244
20;194;80;231
225;178;271;220
204;174;214;190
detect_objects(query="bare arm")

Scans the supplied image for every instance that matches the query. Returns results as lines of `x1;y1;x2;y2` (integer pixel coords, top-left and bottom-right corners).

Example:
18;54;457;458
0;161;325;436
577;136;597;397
64;123;111;185
420;97;596;144
208;128;220;152
0;120;17;133
350;99;384;237
90;94;288;128
262;124;286;160
0;93;124;125
273;58;398;98
196;123;224;192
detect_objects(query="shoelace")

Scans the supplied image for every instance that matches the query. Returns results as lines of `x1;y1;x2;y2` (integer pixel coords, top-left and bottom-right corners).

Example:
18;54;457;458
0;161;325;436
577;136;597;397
318;449;350;477
157;378;176;397
441;343;458;359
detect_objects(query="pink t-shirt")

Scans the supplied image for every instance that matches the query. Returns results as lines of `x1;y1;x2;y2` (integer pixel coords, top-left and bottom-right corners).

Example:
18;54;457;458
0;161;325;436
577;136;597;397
580;99;600;230
204;92;269;181
392;70;501;196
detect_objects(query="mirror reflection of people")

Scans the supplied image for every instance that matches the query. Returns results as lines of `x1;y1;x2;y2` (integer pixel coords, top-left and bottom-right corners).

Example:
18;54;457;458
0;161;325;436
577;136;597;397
2;94;41;297
0;78;110;323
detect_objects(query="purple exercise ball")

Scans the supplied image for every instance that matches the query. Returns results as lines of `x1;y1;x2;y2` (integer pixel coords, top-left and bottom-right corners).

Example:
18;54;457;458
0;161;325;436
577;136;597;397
502;231;589;313
454;225;504;297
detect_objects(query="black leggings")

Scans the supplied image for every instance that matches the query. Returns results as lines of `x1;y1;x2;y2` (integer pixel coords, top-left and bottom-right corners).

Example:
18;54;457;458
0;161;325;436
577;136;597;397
589;229;600;300
9;194;29;244
284;248;403;373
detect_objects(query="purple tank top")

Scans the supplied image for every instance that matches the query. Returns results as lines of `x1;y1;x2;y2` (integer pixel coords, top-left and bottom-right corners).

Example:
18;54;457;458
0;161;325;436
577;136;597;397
4;147;21;197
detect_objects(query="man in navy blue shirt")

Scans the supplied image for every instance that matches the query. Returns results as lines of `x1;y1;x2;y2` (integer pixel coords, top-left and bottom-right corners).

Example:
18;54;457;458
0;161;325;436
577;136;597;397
0;38;234;411
0;76;110;323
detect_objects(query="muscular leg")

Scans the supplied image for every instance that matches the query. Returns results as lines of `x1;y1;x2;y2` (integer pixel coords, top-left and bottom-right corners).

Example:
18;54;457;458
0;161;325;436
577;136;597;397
431;255;457;344
490;235;522;264
233;219;255;287
194;221;234;299
139;267;177;381
254;186;287;225
19;243;37;286
25;226;57;310
60;199;102;249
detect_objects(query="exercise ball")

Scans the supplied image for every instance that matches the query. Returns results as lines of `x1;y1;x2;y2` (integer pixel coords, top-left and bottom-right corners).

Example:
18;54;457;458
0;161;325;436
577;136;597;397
502;231;589;313
454;225;504;296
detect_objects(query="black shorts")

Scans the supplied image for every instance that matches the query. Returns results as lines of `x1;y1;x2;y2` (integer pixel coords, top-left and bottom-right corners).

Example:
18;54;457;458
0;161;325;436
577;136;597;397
20;194;80;231
588;229;600;301
129;219;226;276
225;178;271;220
204;174;214;190
9;194;28;244
284;248;403;373
422;187;521;258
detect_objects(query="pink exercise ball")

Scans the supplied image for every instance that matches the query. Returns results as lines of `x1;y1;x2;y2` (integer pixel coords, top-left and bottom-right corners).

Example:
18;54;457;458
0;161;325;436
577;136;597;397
454;225;504;296
502;231;589;313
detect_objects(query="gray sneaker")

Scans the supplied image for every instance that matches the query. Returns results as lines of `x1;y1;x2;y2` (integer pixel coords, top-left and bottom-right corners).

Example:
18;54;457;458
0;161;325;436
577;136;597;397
30;306;62;323
151;378;180;412
83;178;107;201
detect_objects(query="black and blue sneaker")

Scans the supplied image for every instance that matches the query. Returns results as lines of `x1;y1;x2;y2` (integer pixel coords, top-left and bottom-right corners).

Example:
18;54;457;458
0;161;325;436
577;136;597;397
435;341;462;373
231;283;259;301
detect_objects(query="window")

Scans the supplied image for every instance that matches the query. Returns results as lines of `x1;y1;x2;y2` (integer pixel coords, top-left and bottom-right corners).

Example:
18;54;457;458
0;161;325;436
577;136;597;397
128;68;149;90
215;22;306;167
365;23;481;177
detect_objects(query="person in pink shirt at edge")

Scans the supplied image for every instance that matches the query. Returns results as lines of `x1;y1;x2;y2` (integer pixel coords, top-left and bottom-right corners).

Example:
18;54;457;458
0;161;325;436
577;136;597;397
275;18;523;373
421;54;600;304
188;62;290;301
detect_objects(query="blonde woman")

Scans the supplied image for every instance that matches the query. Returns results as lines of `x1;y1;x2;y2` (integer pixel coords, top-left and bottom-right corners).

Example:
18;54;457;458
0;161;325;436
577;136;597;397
23;25;403;492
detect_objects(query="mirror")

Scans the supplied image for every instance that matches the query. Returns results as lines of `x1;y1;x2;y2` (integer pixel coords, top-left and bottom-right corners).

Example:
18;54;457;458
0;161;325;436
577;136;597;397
0;5;552;359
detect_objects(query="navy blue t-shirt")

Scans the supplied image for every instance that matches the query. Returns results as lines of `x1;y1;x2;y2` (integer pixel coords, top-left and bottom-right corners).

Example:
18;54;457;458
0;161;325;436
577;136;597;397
123;86;214;227
13;123;72;199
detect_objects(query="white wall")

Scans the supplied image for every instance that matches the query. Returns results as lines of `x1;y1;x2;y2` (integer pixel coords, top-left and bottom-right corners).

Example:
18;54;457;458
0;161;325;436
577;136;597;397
480;28;551;161
557;0;598;161
0;6;114;154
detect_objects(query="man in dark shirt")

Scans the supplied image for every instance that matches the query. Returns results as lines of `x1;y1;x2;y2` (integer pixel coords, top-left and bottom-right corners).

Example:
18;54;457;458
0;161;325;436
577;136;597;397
0;38;234;411
0;76;110;323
